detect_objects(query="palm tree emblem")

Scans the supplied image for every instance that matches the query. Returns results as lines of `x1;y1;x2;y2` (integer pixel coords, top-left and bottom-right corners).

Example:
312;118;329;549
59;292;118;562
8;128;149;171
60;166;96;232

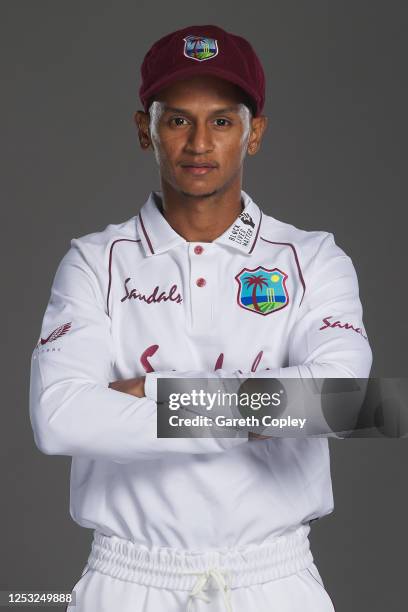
244;274;269;312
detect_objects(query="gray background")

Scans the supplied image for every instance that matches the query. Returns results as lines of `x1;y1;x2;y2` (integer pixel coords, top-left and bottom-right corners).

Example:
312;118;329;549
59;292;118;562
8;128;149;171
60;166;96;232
1;1;407;610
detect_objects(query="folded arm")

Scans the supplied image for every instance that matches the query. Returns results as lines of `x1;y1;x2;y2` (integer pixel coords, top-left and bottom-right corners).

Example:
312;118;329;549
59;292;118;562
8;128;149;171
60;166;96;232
29;240;247;464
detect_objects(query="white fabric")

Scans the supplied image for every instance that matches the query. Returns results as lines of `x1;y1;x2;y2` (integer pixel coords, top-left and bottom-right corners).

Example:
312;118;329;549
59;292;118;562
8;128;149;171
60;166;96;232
85;524;313;588
186;568;233;612
29;190;372;549
66;564;336;611
70;525;319;612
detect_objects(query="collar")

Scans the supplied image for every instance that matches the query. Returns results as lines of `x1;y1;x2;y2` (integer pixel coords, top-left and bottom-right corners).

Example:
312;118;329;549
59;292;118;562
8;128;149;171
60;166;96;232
136;190;263;257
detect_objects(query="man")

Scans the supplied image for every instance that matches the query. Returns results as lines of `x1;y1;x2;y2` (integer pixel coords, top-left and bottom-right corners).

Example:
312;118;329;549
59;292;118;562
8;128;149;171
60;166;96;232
29;24;372;611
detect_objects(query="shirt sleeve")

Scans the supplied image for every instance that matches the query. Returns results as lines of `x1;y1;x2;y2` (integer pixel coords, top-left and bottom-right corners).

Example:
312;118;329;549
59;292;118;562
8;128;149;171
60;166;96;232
144;234;373;435
29;239;246;464
275;231;373;380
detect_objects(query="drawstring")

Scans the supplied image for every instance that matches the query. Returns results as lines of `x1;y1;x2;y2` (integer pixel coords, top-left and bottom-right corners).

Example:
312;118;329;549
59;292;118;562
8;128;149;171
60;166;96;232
185;567;233;612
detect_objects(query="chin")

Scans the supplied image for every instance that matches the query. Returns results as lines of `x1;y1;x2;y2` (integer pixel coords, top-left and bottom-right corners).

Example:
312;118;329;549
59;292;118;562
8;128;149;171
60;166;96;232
180;189;218;199
177;180;224;199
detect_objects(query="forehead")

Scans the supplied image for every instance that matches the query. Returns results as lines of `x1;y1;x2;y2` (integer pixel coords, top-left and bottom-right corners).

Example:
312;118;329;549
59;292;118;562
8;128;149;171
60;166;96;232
153;75;248;110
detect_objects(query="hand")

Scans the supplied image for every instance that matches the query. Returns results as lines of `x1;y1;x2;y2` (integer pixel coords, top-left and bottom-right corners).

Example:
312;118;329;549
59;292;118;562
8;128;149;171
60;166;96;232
108;376;146;398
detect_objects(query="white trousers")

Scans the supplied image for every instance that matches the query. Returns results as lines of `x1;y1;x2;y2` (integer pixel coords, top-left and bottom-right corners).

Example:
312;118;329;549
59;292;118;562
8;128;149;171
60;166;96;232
66;524;335;611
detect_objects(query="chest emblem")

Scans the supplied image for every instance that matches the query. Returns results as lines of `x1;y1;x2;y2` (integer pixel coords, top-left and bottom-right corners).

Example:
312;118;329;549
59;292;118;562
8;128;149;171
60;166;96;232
235;267;289;315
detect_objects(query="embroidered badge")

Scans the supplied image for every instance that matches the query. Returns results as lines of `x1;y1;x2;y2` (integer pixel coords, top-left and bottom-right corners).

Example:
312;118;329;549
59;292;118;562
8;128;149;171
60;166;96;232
183;35;219;61
235;267;289;315
36;321;72;348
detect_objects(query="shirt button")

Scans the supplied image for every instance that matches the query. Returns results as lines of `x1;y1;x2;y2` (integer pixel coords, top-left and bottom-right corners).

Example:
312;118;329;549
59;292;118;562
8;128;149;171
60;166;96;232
196;277;206;287
194;245;204;255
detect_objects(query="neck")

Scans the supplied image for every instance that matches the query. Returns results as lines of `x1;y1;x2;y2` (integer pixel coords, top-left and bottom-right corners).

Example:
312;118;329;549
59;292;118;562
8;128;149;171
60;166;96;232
158;178;244;242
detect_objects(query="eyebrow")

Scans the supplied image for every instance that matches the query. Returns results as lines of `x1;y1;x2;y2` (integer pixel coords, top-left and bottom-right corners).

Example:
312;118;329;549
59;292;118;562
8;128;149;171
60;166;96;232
161;105;241;116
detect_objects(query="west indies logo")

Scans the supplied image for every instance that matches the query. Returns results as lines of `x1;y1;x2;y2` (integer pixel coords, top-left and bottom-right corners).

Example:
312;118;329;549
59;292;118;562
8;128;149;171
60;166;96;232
183;35;219;61
235;267;289;316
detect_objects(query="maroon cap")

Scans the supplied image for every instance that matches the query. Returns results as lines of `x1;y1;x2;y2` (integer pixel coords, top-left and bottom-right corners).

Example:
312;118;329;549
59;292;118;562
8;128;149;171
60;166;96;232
139;25;265;116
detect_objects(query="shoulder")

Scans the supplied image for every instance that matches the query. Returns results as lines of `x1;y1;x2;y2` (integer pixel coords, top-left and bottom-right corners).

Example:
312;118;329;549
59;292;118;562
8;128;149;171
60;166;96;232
258;212;358;291
259;212;349;265
72;214;139;254
58;214;139;272
52;215;140;307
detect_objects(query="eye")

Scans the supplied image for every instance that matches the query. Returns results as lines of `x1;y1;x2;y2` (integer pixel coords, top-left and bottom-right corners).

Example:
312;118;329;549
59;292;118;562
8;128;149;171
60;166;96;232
214;118;232;127
169;117;189;127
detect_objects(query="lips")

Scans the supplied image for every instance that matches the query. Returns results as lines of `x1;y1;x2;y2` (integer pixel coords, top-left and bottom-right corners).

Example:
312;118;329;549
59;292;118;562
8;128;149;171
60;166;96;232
179;162;218;176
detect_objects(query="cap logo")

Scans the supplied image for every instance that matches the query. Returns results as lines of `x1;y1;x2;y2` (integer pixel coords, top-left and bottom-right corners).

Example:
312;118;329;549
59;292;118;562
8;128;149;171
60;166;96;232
183;35;218;61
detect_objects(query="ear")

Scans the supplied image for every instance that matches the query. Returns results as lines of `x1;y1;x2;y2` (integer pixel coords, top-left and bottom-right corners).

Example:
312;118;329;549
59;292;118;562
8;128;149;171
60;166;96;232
134;110;151;150
247;115;268;155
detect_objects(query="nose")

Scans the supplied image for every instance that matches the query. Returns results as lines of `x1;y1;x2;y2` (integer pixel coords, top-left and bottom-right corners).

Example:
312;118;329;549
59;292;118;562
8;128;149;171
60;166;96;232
184;121;214;154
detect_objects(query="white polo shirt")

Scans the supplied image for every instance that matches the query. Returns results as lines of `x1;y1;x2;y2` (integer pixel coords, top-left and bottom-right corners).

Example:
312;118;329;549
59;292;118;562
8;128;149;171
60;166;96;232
29;190;372;548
